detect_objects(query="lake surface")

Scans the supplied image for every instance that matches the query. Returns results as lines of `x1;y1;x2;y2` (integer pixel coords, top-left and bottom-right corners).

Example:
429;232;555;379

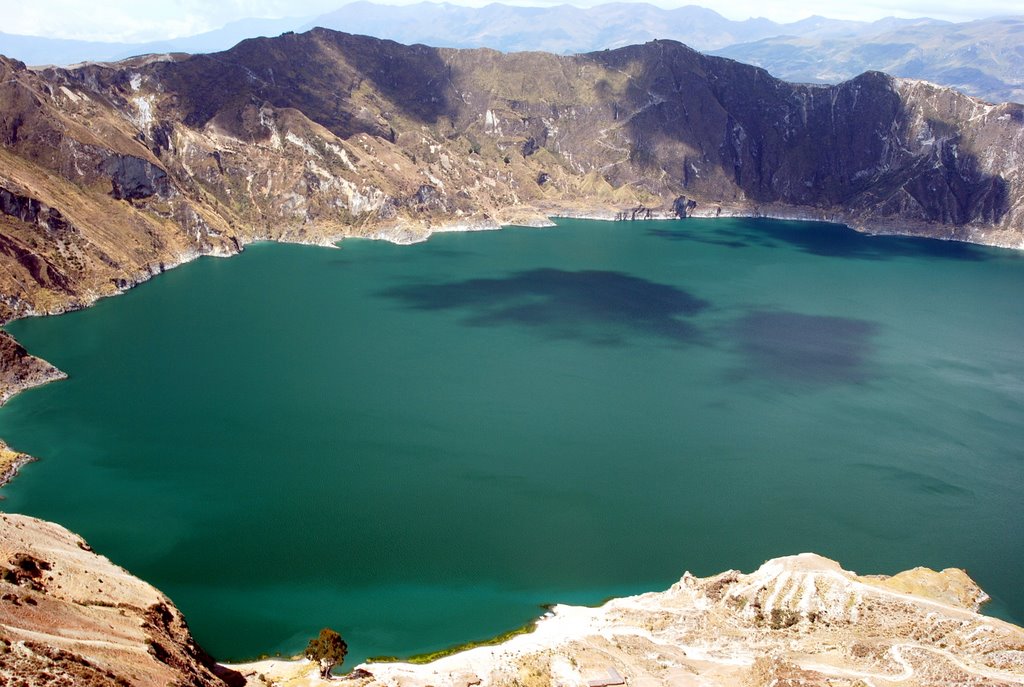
1;218;1022;666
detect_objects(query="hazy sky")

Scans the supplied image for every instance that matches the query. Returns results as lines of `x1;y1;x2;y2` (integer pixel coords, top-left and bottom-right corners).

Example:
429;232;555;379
6;0;1021;42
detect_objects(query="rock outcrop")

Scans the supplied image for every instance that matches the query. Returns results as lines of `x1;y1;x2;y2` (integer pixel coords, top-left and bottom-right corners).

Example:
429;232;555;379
0;331;64;484
0;512;242;687
0;331;64;407
238;553;1024;687
1;513;1023;686
0;29;1022;403
0;439;35;488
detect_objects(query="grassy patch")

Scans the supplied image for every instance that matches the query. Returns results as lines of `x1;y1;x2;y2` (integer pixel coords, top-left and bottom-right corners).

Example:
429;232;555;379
366;619;539;665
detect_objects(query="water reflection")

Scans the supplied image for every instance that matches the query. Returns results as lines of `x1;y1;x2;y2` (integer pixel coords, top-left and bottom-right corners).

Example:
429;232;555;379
650;220;993;261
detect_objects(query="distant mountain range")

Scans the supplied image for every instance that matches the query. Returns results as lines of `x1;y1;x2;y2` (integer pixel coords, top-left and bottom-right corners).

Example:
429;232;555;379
714;16;1024;104
0;16;307;67
0;2;1022;103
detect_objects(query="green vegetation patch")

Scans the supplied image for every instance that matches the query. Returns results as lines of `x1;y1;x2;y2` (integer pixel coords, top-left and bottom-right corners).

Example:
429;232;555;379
366;619;538;665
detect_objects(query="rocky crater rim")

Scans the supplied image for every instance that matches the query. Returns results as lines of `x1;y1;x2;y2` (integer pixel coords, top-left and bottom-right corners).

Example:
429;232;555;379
3;512;1023;686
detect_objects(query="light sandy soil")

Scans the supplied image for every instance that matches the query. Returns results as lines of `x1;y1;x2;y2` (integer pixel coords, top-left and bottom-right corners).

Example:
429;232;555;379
233;553;1024;687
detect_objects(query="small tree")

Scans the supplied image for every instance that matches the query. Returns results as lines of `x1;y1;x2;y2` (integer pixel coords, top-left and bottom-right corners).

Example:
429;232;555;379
305;627;348;679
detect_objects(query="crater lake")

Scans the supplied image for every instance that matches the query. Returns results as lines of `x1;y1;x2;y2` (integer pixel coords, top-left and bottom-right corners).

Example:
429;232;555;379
1;218;1022;666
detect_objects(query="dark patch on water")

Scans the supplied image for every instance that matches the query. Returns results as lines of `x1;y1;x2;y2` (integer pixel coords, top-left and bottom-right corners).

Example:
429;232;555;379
852;463;974;498
731;310;880;385
650;220;993;261
378;269;710;345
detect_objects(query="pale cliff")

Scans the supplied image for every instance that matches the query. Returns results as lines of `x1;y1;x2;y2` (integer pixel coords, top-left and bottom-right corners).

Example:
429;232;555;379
239;553;1024;687
3;513;1023;686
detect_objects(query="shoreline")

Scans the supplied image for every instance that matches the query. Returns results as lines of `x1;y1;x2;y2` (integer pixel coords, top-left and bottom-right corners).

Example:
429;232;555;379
0;439;37;490
6;510;1023;686
0;208;1021;490
226;554;1024;687
3;204;1020;332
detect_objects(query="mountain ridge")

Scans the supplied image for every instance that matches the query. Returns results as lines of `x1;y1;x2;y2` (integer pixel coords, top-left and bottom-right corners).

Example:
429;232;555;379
713;15;1024;103
1;3;1019;103
0;28;1021;403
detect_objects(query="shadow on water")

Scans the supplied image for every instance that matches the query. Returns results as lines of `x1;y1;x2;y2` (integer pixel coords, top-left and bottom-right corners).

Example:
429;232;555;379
378;268;711;345
649;220;994;262
730;310;881;386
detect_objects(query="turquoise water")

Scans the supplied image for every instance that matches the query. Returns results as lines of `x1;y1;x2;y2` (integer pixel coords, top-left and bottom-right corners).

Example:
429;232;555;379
1;218;1022;666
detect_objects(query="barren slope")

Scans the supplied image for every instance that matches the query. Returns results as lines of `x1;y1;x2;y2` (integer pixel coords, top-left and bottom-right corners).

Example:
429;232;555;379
0;512;243;687
237;554;1024;687
4;513;1022;687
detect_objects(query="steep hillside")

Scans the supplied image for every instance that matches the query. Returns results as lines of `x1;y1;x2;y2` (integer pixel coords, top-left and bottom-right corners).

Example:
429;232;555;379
0;513;243;687
0;29;1022;405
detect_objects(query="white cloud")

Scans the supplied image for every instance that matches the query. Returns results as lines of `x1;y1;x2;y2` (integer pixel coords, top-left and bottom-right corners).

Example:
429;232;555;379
3;0;1020;42
4;0;337;42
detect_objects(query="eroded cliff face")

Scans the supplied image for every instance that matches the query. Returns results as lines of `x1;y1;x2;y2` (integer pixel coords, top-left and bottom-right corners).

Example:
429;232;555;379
0;30;1022;405
2;512;1022;687
239;554;1024;687
0;513;243;687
